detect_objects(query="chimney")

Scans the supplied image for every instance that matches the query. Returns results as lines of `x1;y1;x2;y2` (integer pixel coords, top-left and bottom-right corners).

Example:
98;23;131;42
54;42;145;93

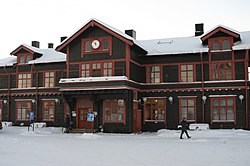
125;29;136;39
31;41;40;48
195;23;204;36
48;43;54;48
60;36;67;42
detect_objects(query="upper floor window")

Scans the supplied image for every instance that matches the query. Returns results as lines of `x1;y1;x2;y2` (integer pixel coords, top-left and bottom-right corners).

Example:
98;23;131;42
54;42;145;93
212;41;220;50
222;40;230;50
44;72;55;87
80;62;113;77
211;97;235;122
209;38;232;51
82;37;112;56
85;41;91;52
211;62;232;80
18;73;32;88
20;56;25;64
147;66;161;83
18;54;32;64
180;64;195;82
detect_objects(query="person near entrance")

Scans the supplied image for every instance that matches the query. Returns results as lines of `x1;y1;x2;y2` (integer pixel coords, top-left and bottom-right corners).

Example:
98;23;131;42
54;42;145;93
180;118;191;139
65;113;70;133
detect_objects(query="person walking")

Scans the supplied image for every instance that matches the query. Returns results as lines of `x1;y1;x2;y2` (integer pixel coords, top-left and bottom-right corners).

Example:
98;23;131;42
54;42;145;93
65;113;70;133
180;118;191;139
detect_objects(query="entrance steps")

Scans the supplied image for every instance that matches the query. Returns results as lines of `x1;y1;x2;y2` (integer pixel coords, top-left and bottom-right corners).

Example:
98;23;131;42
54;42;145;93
65;128;98;133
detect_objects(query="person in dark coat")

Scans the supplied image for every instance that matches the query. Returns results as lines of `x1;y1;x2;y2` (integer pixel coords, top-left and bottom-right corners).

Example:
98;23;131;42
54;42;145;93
65;114;70;133
180;118;191;139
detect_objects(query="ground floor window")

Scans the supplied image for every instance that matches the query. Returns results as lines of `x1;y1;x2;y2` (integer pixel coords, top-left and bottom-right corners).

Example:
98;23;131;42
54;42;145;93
179;97;196;122
103;99;125;123
211;97;235;122
43;100;55;121
144;98;165;122
16;101;32;120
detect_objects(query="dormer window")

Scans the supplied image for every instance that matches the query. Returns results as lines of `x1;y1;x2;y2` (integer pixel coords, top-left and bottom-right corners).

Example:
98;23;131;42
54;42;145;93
209;37;233;51
212;41;220;50
18;54;32;64
222;40;230;50
82;37;112;56
20;56;25;64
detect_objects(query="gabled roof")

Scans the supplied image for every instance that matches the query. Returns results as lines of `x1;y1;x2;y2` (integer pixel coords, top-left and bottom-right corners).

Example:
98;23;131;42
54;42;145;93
0;44;66;67
56;18;146;52
201;25;241;44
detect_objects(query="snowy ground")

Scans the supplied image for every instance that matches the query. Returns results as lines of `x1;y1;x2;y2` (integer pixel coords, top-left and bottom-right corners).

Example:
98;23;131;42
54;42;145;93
0;126;250;166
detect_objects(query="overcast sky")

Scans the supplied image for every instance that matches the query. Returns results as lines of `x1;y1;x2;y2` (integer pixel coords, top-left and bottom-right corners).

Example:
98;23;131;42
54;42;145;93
1;0;250;59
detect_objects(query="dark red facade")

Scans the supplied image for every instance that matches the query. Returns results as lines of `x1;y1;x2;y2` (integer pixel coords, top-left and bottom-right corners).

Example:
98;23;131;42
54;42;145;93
0;19;249;133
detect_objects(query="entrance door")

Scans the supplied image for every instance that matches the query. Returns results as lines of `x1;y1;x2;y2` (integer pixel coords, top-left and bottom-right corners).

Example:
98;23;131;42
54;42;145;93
77;98;93;129
77;107;93;129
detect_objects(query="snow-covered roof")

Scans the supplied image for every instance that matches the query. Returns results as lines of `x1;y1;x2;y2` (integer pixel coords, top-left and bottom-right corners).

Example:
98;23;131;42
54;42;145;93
0;44;66;67
138;36;208;56
60;76;128;83
233;31;250;50
0;56;17;67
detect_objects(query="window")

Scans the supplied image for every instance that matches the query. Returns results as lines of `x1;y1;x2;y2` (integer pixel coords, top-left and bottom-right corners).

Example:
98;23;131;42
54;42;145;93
103;99;125;123
43;100;55;121
103;62;112;76
102;39;109;50
211;62;232;80
211;97;235;122
80;62;113;77
44;72;55;87
212;41;220;50
92;63;101;77
25;56;31;63
144;98;165;122
180;64;194;82
222;40;231;50
179;98;196;122
85;41;91;52
18;73;32;88
16;101;31;120
81;64;90;77
148;66;161;83
20;56;25;64
82;37;111;55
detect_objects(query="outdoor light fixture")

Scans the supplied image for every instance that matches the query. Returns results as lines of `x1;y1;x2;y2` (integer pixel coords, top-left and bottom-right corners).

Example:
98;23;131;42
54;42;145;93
55;99;60;103
3;100;7;104
239;95;244;103
168;96;173;105
32;99;36;104
202;96;207;104
139;97;147;105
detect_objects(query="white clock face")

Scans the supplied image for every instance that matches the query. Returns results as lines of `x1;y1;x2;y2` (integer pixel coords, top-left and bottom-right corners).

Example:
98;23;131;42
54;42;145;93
91;40;100;49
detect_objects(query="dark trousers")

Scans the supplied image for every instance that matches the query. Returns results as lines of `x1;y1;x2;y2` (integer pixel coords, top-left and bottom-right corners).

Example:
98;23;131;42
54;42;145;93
180;130;190;138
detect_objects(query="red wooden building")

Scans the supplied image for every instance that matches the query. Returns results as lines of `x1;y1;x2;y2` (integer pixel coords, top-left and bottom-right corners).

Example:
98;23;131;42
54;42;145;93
0;19;249;133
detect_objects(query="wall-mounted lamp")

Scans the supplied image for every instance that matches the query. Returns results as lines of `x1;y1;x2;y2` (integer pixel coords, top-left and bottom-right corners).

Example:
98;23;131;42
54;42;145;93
32;99;36;104
168;96;173;105
239;95;244;103
138;97;147;105
55;99;60;104
3;100;7;104
202;96;207;104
